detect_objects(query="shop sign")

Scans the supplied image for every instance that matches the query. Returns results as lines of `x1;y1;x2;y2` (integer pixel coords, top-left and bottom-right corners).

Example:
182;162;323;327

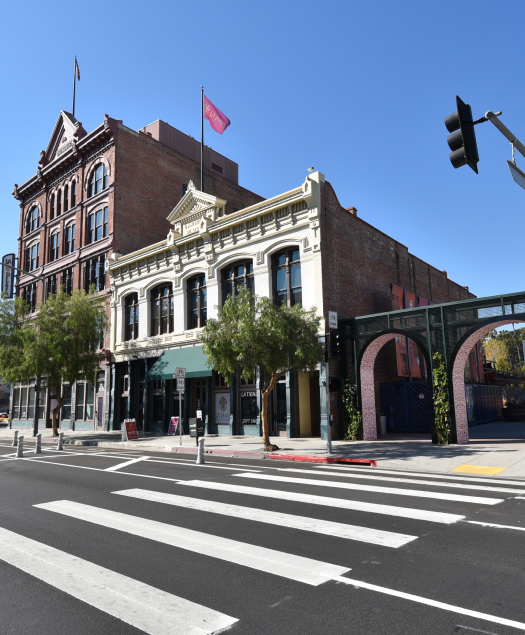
1;253;15;299
215;393;230;423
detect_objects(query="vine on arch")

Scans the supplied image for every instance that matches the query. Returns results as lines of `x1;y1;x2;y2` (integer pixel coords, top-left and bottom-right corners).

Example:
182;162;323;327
432;352;450;445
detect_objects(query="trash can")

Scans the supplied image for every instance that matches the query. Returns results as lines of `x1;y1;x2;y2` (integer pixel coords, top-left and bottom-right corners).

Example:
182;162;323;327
379;414;387;435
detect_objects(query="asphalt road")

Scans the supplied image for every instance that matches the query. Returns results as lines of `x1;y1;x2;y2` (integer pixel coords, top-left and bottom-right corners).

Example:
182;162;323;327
1;439;525;634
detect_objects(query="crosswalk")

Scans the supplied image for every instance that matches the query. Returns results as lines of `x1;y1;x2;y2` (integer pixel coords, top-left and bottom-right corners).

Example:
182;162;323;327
2;457;525;633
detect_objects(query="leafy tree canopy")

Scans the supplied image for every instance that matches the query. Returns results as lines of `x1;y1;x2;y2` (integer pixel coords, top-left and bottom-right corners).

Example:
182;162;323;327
201;289;323;450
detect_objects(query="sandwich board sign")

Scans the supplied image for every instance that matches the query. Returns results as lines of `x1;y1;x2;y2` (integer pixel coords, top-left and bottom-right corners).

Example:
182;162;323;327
168;417;179;435
122;419;138;441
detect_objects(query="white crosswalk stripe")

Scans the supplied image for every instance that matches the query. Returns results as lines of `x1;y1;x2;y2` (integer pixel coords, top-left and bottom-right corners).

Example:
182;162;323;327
234;472;504;505
34;500;350;585
113;488;418;548
179;479;465;523
0;527;237;634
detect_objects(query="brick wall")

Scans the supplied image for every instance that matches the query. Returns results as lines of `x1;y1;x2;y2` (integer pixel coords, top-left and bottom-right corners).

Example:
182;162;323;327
112;125;264;256
320;180;475;437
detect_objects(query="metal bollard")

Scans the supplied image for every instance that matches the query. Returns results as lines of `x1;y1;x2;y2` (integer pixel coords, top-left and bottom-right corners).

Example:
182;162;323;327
57;431;64;451
35;433;42;454
16;436;24;458
12;430;18;447
196;437;205;465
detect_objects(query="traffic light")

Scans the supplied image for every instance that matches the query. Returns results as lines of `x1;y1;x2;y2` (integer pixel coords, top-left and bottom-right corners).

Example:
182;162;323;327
330;330;341;358
329;377;342;392
445;96;479;173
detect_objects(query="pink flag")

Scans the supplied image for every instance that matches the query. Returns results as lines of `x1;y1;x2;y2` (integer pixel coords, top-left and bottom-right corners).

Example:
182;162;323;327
204;96;231;134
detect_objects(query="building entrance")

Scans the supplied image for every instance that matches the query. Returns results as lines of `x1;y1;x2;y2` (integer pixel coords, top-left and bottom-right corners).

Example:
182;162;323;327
270;375;287;436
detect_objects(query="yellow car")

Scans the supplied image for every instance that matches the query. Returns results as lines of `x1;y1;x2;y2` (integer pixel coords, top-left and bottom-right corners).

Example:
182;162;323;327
0;412;8;424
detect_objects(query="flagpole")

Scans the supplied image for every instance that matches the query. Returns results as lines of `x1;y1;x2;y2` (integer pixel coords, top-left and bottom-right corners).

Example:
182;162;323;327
72;56;77;117
201;85;204;192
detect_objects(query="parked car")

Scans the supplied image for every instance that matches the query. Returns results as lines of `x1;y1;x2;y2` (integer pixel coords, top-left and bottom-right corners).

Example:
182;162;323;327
0;411;8;426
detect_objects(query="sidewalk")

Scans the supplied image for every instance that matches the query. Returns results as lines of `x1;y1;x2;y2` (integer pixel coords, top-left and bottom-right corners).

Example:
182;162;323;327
2;420;525;478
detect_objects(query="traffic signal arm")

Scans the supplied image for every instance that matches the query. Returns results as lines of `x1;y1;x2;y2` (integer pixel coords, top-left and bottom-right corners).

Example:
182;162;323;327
485;111;525;160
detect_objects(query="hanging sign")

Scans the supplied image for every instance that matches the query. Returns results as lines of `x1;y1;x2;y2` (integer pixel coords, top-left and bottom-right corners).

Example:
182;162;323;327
1;254;15;299
168;417;179;435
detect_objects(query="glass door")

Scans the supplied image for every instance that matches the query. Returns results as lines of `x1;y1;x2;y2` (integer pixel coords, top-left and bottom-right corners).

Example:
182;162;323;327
270;375;287;436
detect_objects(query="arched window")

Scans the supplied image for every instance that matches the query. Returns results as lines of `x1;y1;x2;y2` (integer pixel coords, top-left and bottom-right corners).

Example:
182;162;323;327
125;294;139;341
187;275;207;329
88;163;108;197
57;190;62;216
71;180;77;207
272;247;302;307
26;206;39;234
150;284;174;335
49;232;60;262
25;242;40;271
221;260;254;304
50;194;55;220
64;184;69;212
87;206;108;244
65;223;76;255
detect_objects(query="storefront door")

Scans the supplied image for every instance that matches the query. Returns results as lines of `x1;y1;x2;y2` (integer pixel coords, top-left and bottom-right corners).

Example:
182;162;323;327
193;379;207;420
270;376;287;436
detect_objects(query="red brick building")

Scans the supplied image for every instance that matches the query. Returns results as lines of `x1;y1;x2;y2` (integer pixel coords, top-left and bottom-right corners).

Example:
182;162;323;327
11;111;263;431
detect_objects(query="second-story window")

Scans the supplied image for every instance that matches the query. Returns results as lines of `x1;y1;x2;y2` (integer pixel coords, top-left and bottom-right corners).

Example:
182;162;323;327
22;283;37;313
25;243;40;271
64;185;69;212
88;163;108;197
49;232;60;262
50;194;55;220
187;275;207;329
71;180;77;207
26;206;39;234
151;284;173;335
272;247;302;307
88;206;108;244
222;261;254;304
84;255;106;292
65;223;76;254
125;293;139;341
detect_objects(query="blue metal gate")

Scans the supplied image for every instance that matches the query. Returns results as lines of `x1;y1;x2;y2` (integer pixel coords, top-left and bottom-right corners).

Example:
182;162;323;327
380;382;431;432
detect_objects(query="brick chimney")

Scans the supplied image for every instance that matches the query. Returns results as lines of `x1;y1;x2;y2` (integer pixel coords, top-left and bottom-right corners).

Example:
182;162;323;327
346;207;358;216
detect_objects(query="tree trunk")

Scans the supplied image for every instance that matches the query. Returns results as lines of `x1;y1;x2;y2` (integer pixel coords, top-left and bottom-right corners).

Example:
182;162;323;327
51;383;70;437
261;372;279;452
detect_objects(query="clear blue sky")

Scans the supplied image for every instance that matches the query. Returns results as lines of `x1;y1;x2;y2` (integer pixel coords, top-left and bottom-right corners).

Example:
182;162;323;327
1;0;523;299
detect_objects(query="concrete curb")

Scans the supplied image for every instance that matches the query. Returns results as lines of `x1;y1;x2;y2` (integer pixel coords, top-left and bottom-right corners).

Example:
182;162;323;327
36;437;377;465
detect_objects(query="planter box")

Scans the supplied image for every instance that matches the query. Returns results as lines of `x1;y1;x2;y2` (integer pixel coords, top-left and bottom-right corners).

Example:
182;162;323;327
501;407;525;422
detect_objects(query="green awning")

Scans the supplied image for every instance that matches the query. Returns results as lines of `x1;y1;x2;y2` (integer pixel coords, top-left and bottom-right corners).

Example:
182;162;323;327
146;345;212;380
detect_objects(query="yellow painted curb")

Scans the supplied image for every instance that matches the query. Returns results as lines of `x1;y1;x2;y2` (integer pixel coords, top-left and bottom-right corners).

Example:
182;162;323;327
451;464;507;475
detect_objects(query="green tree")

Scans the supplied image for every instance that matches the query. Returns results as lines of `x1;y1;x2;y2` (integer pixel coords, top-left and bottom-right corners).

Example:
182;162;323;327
432;352;450;445
0;289;107;436
201;289;324;451
483;328;525;376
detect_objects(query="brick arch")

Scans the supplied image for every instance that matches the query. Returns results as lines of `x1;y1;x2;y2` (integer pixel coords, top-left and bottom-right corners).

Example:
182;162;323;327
450;316;525;444
359;330;434;441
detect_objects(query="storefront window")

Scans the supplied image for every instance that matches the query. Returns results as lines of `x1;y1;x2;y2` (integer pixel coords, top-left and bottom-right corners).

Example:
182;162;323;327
12;388;20;419
27;387;36;419
76;383;85;420
62;385;71;420
20;387;28;419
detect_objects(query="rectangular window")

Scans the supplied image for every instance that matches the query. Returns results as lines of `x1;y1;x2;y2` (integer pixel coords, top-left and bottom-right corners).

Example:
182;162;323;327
57;191;62;216
50;233;60;262
65;224;75;254
85;383;94;420
64;186;69;212
76;383;85;420
71;181;76;207
38;387;47;420
27;388;36;420
62;385;71;419
12;388;20;419
20;387;28;419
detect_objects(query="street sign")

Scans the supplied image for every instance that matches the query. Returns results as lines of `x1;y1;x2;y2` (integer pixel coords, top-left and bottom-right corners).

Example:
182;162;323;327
1;254;15;299
174;367;186;378
507;160;525;191
328;311;338;329
176;377;185;392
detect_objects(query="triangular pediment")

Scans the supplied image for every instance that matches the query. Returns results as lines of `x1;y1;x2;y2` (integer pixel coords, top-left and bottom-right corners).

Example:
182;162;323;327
45;110;87;163
167;180;227;224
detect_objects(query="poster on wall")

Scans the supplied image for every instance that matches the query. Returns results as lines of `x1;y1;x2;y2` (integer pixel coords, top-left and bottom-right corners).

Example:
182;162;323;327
215;393;230;424
404;289;416;310
391;284;404;311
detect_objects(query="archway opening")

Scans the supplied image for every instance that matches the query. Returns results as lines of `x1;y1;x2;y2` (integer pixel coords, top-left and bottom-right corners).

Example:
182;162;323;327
451;318;525;444
359;331;434;442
